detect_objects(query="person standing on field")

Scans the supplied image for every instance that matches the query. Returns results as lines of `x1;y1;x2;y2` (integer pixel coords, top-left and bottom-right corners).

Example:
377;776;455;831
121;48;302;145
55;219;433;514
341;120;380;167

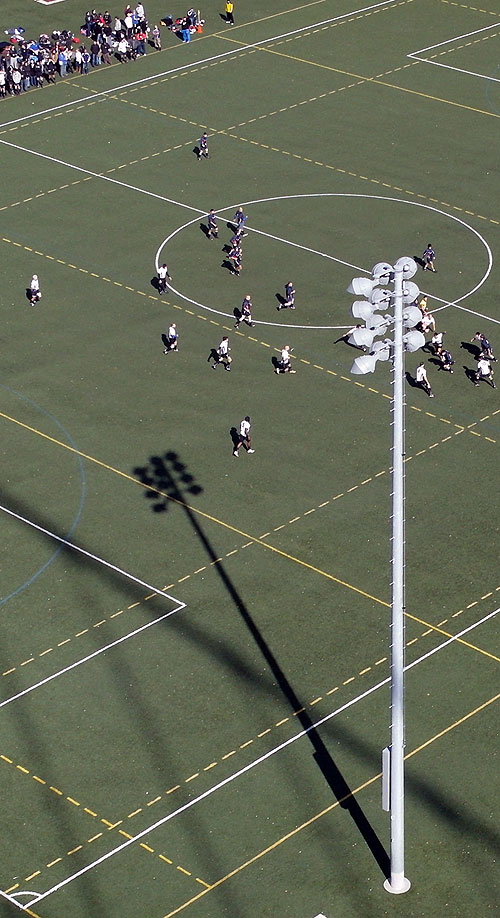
29;274;41;305
225;1;235;24
207;209;219;239
275;344;296;374
416;362;434;397
422;243;436;272
439;349;454;373
152;25;161;49
474;358;496;388
233;416;254;457
232;206;248;234
164;323;178;353
198;132;209;160
277;281;295;311
157;263;172;294
471;331;497;362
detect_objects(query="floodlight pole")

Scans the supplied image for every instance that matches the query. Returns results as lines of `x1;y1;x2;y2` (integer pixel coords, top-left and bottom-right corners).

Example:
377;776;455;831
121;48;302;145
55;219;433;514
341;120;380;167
384;266;411;895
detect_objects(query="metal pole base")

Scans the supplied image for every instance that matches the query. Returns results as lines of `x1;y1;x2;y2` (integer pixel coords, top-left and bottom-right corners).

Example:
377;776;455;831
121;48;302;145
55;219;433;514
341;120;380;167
384;876;411;895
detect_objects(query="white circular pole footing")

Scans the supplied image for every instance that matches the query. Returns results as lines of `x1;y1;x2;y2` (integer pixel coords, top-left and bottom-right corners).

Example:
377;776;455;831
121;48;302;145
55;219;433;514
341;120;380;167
384;875;411;895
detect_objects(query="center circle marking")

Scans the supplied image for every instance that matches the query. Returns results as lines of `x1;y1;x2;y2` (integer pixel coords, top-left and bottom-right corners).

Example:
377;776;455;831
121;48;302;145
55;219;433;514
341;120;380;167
155;193;492;329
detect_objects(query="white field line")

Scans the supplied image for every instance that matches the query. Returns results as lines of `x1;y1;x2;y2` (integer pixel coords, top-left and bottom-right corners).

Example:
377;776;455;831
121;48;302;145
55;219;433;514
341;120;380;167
408;22;500;83
408;59;500;83
26;605;500;907
0;143;494;326
0;138;210;216
452;302;500;326
0;0;402;131
0;605;184;712
410;22;500;56
0;889;29;912
0;503;185;710
155;193;493;326
0;504;181;605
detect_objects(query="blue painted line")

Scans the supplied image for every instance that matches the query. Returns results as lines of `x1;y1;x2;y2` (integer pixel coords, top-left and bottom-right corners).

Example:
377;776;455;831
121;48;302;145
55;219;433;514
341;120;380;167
0;384;86;607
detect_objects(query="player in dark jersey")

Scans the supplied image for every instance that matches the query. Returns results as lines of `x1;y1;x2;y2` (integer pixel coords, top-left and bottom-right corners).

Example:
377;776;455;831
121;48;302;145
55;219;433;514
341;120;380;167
229;246;242;276
277;280;296;311
438;348;454;372
198;132;209;160
207;209;218;239
230;229;243;247
423;243;436;272
233;246;243;277
471;332;497;361
232;207;248;234
235;295;254;327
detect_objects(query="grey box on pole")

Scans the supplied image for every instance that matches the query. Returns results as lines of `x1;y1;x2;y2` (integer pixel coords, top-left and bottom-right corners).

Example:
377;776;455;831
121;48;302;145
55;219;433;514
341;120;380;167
382;746;391;811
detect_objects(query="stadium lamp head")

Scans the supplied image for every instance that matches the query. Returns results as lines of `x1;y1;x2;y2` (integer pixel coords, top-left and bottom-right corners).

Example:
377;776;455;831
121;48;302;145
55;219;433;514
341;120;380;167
403;329;426;352
369;313;392;330
402;305;423;329
347;277;379;297
348;326;376;349
393;256;418;280
370;288;392;307
402;281;420;305
371;339;392;360
372;262;394;284
351;353;381;374
351;300;375;321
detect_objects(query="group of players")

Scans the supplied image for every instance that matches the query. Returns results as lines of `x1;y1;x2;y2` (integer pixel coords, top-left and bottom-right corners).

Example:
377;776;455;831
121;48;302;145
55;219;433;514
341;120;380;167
411;278;497;393
161;205;299;378
157;224;496;455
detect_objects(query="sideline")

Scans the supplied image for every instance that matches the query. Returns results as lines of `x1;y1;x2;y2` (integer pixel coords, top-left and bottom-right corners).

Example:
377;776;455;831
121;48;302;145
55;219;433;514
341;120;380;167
25;604;500;907
0;502;185;711
0;0;402;130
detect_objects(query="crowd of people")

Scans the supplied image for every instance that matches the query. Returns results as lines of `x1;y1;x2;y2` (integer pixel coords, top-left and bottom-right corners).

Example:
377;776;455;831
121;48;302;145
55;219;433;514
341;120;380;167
0;5;203;98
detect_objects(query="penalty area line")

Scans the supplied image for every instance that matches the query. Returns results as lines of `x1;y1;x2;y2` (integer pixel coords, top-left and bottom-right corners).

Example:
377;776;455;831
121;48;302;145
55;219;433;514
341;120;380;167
0;503;185;710
0;602;185;712
26;604;500;908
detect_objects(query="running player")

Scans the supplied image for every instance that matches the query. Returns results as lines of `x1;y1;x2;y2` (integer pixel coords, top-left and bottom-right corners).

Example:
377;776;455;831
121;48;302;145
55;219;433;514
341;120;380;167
235;295;254;328
157;263;172;294
163;323;179;353
232;206;248;234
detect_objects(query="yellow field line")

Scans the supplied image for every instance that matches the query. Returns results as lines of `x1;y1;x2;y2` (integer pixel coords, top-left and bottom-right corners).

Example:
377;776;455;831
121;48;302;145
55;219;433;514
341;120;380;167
161;690;500;916
406;612;500;664
0;409;386;608
217;20;500;121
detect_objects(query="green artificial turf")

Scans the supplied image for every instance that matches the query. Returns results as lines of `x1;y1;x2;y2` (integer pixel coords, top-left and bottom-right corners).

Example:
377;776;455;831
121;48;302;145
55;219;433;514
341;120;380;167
0;1;499;916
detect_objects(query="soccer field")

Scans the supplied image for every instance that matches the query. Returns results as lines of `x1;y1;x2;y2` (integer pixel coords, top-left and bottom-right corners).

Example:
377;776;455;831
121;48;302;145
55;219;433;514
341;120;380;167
0;1;499;917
